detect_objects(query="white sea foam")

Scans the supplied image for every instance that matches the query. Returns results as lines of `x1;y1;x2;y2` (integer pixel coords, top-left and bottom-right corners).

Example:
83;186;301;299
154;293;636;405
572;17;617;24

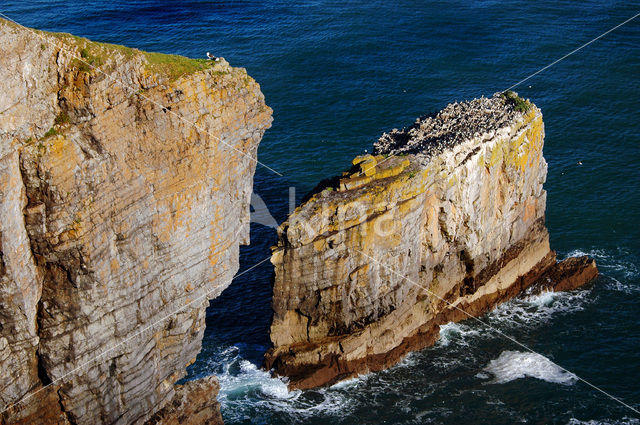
568;418;640;425
329;374;367;390
604;275;640;294
565;248;639;293
435;246;637;348
436;287;591;351
212;346;354;421
483;350;577;385
487;287;591;327
438;322;483;347
216;359;297;402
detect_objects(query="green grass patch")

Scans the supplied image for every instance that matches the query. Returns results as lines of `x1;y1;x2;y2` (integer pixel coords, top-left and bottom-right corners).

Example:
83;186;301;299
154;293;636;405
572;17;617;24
49;32;134;73
42;127;58;139
143;52;214;81
41;28;216;80
54;112;70;125
72;46;104;72
502;90;531;113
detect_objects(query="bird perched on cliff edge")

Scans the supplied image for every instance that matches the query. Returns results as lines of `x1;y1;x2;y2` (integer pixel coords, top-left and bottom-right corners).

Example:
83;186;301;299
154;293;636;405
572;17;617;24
206;52;220;61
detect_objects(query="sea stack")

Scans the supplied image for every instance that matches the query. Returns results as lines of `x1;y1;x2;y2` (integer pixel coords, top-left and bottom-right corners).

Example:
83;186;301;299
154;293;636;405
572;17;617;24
0;20;271;424
265;93;597;389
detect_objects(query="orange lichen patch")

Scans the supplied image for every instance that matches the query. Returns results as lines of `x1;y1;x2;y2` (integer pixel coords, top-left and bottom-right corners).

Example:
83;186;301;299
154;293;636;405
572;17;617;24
340;156;411;190
376;159;410;179
313;238;327;251
207;204;230;269
110;258;120;272
39;134;81;191
523;197;537;222
339;175;372;191
507;113;544;173
348;264;370;281
207;248;220;268
152;211;176;244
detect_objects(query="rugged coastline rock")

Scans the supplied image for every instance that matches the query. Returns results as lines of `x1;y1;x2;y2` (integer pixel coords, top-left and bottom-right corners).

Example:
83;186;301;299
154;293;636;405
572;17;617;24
265;93;597;389
0;20;271;424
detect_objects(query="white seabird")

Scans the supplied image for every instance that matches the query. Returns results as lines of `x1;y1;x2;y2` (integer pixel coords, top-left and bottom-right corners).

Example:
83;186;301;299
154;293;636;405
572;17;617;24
206;52;220;61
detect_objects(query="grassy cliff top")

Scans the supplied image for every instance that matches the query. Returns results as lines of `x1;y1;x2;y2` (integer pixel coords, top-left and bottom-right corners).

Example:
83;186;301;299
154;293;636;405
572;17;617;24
52;31;215;80
0;18;217;81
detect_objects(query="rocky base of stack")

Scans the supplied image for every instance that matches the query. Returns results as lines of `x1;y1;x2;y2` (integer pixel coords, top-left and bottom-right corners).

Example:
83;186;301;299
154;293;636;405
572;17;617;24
265;238;597;390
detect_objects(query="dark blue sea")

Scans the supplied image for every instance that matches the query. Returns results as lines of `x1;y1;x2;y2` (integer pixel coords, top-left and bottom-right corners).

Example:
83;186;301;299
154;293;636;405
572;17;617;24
4;1;639;423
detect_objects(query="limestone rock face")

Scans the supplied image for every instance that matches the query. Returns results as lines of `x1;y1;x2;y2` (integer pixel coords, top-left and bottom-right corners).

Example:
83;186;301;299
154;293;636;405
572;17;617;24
0;19;271;424
265;94;596;389
144;376;224;425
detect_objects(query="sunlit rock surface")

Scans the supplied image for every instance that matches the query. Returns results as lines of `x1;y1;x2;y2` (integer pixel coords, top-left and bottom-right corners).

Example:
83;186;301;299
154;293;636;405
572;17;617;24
266;94;596;389
0;19;271;424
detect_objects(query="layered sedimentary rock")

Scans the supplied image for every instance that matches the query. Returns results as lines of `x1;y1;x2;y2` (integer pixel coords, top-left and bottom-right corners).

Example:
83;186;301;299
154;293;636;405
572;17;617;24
266;94;596;389
144;376;223;425
0;19;271;424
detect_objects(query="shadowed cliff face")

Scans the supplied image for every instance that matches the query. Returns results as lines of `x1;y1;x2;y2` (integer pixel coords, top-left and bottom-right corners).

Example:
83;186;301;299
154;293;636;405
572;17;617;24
0;19;271;424
265;95;596;389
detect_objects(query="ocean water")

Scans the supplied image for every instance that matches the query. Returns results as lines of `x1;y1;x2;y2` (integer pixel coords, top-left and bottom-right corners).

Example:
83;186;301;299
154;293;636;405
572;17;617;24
3;1;639;423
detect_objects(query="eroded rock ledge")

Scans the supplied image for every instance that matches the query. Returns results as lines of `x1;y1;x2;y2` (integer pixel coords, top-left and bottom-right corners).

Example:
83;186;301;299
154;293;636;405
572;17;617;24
265;94;597;390
0;19;271;424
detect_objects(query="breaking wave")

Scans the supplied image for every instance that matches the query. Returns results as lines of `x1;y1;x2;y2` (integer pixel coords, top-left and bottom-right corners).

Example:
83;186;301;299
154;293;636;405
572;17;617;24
565;248;639;294
210;345;357;423
483;350;577;385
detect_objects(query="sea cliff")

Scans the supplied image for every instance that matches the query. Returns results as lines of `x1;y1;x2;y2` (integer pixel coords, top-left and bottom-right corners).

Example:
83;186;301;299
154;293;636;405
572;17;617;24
265;94;597;389
0;20;271;424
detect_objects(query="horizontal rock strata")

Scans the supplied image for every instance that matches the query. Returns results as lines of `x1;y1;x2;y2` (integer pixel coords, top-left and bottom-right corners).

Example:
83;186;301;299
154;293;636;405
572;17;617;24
265;94;597;389
0;19;271;424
